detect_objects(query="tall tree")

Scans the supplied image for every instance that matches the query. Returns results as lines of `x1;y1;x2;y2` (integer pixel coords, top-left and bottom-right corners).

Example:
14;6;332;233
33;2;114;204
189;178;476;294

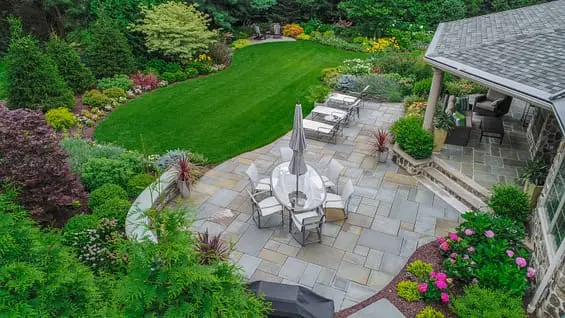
46;34;95;93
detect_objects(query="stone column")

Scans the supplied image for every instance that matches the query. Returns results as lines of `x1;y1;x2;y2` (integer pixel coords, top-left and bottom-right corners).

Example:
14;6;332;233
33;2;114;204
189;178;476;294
423;68;444;130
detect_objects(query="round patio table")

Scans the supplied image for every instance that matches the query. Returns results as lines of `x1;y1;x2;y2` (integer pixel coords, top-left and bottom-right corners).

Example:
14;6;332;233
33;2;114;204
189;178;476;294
270;161;326;213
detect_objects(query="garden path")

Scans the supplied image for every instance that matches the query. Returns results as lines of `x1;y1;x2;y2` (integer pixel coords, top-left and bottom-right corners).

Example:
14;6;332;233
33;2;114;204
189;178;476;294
178;101;462;311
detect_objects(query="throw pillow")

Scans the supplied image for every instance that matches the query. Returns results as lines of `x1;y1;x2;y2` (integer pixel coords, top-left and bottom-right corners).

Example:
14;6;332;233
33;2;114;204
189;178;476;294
490;98;505;109
454;111;466;127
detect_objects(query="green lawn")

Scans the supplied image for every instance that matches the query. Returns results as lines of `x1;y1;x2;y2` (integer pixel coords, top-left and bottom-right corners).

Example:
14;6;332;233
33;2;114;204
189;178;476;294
0;58;7;101
95;41;365;163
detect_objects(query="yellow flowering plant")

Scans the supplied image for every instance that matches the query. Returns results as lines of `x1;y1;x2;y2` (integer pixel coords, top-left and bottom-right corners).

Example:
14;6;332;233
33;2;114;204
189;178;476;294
366;37;400;53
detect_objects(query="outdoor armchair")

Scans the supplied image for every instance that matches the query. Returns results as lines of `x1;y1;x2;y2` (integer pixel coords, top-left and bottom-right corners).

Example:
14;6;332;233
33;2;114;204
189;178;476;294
246;162;272;194
290;207;325;246
321;159;344;193
473;88;512;117
247;190;284;228
273;23;282;39
253;25;266;40
323;179;354;220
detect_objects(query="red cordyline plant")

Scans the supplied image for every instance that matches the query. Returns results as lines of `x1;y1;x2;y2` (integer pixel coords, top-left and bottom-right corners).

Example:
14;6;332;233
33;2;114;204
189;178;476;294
196;229;230;265
373;129;390;153
130;72;158;91
175;154;192;185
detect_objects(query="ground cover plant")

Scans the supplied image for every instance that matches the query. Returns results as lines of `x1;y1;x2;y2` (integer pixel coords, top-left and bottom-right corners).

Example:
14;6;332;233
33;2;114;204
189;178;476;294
0;58;7;100
95;41;365;163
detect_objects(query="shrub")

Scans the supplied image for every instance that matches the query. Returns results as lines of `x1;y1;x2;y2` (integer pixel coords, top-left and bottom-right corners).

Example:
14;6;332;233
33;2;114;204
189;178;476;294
444;79;487;96
418;272;453;303
82;89;109;108
63;213;100;242
156;149;209;171
93;197;131;227
127;173;156;198
397;280;423;302
60;138;127;173
321;67;340;88
97;74;133;91
89;184;128;209
6;34;75;110
102;87;126;99
340;58;372;75
366;37;399;53
0;107;87;226
130;72;159;91
134;2;217;60
416;306;445;318
296;33;311;40
81;158;134;190
175;71;188;82
310;32;365;52
404;95;427;116
231;39;252;49
160;72;177;83
489;184;530;223
336;75;358;91
282;23;304;38
306;85;331;104
413;78;433;96
354;74;403;102
46;34;95;93
196;229;230;264
185;68;198;78
407;260;433;280
392;116;433;159
451;286;526;318
373;51;432;81
45;107;77;131
85;18;136;78
382;73;415;95
208;41;231;65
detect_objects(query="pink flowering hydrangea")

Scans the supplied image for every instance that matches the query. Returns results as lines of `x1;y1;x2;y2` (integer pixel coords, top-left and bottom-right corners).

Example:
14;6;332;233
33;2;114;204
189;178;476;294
435;279;448;289
439;241;450;251
449;232;460;241
450;252;457;259
464;229;473;236
436;272;447;281
506;250;514;257
418;283;428;293
429;272;437;279
516;257;527;268
467;246;475;253
527;267;536;278
441;292;450;303
463;254;470;260
484;230;495;238
472;278;478;284
438;237;446;244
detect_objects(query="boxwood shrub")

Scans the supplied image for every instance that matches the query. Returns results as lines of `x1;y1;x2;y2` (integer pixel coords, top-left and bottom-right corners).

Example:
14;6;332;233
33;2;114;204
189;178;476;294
93;197;131;227
391;115;433;159
81;158;134;190
88;183;128;209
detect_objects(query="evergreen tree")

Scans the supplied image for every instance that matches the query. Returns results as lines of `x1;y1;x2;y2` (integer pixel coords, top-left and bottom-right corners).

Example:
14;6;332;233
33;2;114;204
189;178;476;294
85;18;136;79
46;34;95;93
5;19;74;110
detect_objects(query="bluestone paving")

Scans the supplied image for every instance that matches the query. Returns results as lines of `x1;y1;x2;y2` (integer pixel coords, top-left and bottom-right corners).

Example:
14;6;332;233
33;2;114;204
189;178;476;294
350;299;405;318
178;102;459;312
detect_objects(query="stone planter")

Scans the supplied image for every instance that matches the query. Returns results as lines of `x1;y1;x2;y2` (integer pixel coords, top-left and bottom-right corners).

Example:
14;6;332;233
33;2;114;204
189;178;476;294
524;179;543;210
433;128;448;152
377;150;388;163
391;144;433;175
177;180;190;198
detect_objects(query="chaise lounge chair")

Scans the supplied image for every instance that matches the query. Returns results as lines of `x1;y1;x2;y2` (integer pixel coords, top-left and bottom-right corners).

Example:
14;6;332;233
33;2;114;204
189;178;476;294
302;118;343;144
327;85;370;109
312;99;360;125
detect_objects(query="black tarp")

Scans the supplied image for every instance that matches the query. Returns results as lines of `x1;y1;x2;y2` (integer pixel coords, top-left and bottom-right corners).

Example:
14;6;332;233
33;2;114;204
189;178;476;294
247;281;334;318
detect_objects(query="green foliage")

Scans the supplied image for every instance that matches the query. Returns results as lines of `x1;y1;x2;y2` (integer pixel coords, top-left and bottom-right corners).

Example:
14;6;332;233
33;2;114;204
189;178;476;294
83;89;109;108
306;84;330;103
451;286;526;318
46;34;95;93
355;74;403;102
81;158;135;191
0;59;7;100
396;280;423;302
416;306;445;318
103;87;127;99
45;107;77;131
444;79;487;96
0;187;101;316
6;34;74;110
231;39;252;49
434;110;456;131
321;67;341;88
127;173;156;198
413;78;433;96
382;73;415;95
63;213;101;242
160;72;177;83
85;18;136;79
296;33;311;40
519;158;549;186
392;116;433;159
373;50;432;81
407;260;433;280
60;138;127;173
93;197;131;227
489;184;530;223
97;74;133;91
310;31;365;52
89;184;128;209
135;2;217;61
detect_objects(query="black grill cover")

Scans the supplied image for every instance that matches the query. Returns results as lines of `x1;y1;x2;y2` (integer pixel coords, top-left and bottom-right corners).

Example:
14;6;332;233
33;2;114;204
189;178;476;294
247;281;334;318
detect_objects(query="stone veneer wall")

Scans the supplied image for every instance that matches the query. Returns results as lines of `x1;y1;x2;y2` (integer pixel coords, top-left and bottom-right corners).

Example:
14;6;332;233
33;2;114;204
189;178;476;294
527;108;563;162
531;140;565;317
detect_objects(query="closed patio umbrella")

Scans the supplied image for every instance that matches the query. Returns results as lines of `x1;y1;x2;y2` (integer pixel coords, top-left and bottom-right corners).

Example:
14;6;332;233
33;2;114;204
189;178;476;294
289;102;308;205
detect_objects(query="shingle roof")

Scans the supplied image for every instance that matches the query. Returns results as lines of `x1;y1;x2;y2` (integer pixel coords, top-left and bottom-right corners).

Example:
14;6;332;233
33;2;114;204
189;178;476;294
426;0;565;100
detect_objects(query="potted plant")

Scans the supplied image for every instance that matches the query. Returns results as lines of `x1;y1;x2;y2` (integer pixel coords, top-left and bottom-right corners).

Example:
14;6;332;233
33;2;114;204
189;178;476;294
173;154;193;198
520;158;549;210
433;110;455;152
373;129;390;163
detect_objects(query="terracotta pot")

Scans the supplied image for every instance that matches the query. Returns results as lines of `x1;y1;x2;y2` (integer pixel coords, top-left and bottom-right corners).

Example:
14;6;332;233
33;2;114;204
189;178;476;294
524;179;543;210
433;128;448;152
177;180;190;198
377;150;388;163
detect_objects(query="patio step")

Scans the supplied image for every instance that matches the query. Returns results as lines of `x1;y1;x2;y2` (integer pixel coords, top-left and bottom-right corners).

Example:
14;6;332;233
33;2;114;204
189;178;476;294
432;157;491;202
417;167;488;213
415;175;470;213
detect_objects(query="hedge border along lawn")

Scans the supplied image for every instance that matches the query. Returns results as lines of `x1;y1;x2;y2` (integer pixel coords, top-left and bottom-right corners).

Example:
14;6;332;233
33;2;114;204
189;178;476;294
94;41;365;163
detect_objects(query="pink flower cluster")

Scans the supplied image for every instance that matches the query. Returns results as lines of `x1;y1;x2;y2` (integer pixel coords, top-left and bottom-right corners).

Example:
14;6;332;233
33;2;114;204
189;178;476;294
420;272;450;303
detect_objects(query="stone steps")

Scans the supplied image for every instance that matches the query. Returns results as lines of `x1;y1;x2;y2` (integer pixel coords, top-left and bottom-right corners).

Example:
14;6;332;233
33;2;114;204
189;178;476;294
415;175;470;213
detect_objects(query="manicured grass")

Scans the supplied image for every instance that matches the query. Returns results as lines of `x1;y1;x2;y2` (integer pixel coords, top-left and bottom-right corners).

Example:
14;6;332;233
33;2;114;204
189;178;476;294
0;58;7;101
95;41;365;163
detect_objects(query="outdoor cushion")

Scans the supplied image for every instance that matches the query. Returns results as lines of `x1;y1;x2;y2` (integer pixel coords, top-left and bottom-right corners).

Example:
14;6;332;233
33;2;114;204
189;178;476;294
486;89;506;101
258;196;283;216
490;98;505;109
476;100;496;112
324;193;345;209
454;111;466;127
321;176;336;189
292;210;321;230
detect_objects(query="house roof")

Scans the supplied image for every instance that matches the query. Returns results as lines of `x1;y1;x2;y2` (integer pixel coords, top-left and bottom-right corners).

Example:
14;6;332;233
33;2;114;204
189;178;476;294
425;0;565;128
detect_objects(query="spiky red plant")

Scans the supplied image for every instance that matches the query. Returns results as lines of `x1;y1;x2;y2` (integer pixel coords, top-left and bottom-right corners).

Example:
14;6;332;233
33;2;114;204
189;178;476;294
196;229;229;265
175;154;191;183
373;129;390;153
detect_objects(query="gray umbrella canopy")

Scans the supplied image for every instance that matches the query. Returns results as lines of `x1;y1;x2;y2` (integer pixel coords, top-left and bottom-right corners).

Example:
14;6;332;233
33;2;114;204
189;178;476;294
289;103;307;177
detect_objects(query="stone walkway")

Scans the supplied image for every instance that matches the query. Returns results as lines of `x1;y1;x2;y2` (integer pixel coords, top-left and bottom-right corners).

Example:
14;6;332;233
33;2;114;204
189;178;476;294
179;101;461;311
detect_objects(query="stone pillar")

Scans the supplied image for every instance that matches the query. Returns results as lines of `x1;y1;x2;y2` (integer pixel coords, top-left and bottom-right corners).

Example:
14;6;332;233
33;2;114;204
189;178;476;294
423;68;443;130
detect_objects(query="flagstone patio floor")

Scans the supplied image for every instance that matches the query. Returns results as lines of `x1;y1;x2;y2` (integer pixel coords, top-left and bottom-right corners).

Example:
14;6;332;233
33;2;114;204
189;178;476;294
178;101;462;311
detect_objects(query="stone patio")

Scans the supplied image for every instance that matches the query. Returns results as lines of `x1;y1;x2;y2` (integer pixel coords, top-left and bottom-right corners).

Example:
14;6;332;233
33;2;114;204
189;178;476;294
438;99;530;188
179;101;461;311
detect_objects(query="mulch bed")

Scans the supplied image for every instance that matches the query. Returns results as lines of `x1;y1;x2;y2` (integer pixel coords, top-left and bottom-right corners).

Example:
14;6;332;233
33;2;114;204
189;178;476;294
335;241;455;318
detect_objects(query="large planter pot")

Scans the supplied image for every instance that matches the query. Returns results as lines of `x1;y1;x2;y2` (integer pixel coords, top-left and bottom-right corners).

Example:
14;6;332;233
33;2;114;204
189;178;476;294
524;180;543;210
377;150;388;163
177;180;190;198
433;128;448;152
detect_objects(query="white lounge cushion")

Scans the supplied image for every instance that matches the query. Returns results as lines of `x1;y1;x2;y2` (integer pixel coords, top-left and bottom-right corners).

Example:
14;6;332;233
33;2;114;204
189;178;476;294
325;193;345;209
258;196;283;217
302;119;334;133
329;93;357;104
313;106;347;118
321;176;336;188
292;210;321;230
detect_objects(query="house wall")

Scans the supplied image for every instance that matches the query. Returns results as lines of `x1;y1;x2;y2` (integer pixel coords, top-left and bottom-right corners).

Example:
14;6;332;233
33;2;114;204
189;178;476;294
527;107;562;161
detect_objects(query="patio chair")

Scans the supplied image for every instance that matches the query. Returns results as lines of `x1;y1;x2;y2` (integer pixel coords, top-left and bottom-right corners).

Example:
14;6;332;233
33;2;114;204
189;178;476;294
253;25;266;40
273;23;282;39
312;99;360;124
323;179;354;220
247;190;284;228
280;147;293;162
289;207;325;246
327;85;370;110
321;159;344;193
472;88;512;117
246;162;271;194
302;119;343;144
